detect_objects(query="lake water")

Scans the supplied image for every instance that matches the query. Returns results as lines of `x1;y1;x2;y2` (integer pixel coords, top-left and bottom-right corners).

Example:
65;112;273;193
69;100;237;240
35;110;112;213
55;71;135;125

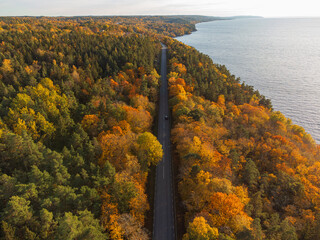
176;18;320;143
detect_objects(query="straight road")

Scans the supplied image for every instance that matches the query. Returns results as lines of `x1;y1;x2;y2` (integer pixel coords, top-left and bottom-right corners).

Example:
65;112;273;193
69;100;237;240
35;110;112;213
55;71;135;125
153;44;175;240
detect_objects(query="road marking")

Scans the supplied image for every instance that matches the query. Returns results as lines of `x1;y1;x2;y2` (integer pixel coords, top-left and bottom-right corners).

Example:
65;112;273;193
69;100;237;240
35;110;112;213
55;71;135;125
163;166;165;179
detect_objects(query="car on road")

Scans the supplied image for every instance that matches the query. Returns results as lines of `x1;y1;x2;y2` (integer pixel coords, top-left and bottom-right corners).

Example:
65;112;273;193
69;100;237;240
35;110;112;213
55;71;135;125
164;115;168;120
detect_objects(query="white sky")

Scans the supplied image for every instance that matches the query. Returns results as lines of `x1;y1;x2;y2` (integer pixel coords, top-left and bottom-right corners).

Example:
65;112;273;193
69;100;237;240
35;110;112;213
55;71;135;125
0;0;319;17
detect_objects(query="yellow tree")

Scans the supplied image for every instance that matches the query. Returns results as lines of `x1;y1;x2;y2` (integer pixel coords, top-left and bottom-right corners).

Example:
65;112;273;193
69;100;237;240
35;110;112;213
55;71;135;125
169;84;186;97
1;59;14;74
183;217;219;240
136;132;163;170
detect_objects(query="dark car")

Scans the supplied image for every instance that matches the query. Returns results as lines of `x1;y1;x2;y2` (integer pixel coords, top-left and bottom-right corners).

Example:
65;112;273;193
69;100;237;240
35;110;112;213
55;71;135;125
164;115;168;120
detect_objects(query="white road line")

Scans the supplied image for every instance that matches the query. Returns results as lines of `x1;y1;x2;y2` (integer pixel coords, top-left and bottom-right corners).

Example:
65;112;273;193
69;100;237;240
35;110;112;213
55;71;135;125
163;165;165;179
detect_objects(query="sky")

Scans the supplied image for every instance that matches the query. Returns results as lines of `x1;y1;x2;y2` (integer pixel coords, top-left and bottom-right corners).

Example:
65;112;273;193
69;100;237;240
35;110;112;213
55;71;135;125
0;0;319;17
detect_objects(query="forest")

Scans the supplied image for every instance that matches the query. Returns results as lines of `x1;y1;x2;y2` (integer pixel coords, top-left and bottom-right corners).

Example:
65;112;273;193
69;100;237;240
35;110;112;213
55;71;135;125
0;15;320;240
0;16;169;239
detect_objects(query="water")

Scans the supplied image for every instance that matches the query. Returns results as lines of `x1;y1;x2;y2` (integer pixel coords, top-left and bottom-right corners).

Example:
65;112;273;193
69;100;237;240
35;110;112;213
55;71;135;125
176;18;320;143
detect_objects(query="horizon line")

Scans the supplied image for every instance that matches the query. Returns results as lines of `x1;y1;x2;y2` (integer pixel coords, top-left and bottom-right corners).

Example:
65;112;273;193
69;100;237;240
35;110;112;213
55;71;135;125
1;14;320;18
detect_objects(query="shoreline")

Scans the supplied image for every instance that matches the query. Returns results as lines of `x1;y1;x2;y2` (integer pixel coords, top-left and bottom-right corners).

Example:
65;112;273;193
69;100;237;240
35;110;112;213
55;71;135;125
174;18;320;144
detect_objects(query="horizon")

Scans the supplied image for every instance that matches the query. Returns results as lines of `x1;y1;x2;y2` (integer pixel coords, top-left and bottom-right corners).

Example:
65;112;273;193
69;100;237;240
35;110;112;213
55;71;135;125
1;0;319;18
1;14;320;19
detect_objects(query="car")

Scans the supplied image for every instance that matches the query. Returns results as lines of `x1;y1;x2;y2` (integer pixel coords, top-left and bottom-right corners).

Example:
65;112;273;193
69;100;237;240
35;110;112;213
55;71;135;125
164;115;168;120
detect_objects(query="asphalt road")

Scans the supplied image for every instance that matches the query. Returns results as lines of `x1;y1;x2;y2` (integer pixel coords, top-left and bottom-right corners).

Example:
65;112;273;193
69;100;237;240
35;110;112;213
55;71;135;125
153;44;175;240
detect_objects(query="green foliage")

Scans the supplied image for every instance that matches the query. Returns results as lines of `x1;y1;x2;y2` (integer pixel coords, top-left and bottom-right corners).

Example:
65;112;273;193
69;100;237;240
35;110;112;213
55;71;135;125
0;16;167;239
3;196;32;226
112;177;137;213
243;159;260;189
56;210;105;240
1;220;16;240
251;218;263;240
39;209;56;239
280;219;298;240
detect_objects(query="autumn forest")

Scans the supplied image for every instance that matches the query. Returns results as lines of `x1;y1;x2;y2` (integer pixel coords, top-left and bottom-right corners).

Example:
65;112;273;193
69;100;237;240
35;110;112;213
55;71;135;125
0;16;320;240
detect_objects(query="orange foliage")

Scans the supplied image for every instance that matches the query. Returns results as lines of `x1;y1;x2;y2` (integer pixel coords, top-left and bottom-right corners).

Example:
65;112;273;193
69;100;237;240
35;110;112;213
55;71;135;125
101;192;123;239
167;39;320;240
129;183;149;224
172;62;187;74
98;133;131;170
205;192;252;231
122;105;152;133
81;114;100;135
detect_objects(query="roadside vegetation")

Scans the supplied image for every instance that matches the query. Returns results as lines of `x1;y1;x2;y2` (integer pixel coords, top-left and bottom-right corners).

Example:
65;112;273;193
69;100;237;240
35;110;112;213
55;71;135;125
165;38;320;240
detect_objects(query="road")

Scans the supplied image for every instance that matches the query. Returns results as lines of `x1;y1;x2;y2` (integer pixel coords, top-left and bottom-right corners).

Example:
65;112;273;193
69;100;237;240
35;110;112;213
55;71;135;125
153;44;175;240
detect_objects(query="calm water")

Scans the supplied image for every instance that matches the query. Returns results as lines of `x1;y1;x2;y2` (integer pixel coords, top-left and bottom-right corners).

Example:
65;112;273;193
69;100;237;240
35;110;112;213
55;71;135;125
176;18;320;143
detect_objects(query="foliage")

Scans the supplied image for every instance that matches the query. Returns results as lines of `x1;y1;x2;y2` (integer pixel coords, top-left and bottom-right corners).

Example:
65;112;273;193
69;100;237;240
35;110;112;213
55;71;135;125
0;16;167;239
167;39;320;239
183;216;219;240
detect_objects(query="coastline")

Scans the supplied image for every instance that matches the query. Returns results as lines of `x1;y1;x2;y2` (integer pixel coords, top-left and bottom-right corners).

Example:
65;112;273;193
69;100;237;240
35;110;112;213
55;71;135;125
174;18;320;144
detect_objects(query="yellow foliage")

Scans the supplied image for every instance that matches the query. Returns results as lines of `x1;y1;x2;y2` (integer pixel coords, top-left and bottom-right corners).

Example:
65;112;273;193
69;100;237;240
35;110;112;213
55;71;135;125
217;95;225;107
183;217;219;240
137;132;163;167
169;84;186;97
1;59;14;73
24;66;32;75
13;118;28;136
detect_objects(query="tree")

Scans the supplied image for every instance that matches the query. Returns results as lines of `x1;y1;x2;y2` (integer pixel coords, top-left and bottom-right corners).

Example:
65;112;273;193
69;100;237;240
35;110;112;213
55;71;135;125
81;114;100;136
123;105;152;133
0;130;43;173
136;132;163;170
98;133;131;169
280;219;298;240
265;213;281;240
117;213;149;240
243;159;260;189
55;212;83;239
183;217;219;240
205;192;252;233
130;94;155;115
251;218;263;240
55;210;105;240
112;173;138;213
3;196;32;226
1;59;13;72
77;210;107;239
39;208;57;239
1;220;16;240
5;78;72;141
